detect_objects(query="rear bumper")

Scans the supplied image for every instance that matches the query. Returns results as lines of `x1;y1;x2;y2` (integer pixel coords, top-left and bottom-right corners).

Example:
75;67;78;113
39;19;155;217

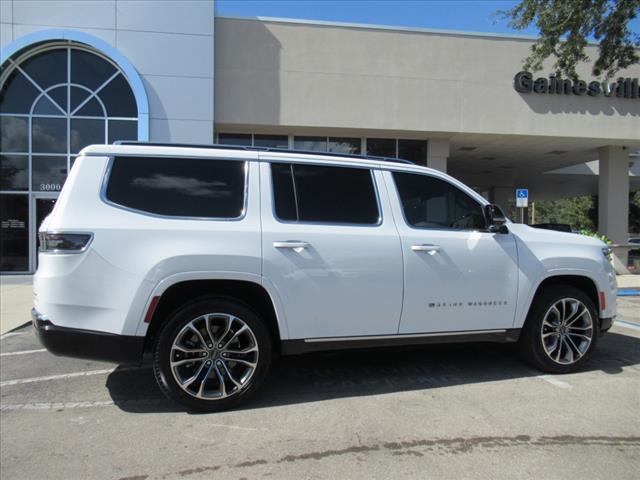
32;308;144;365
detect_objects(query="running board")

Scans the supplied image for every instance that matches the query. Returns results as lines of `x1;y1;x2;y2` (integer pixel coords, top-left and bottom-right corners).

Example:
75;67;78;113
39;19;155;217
280;328;521;355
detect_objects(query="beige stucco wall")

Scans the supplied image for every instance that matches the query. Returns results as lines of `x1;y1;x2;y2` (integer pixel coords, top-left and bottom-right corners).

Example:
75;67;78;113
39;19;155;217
215;17;639;141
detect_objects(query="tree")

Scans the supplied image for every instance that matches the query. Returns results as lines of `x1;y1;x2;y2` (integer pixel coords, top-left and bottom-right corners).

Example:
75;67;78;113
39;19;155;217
533;195;596;230
533;192;640;234
501;0;640;79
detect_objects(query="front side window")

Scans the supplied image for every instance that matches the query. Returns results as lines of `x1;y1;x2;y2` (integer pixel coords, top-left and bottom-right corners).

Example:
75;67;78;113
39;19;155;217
271;163;380;225
393;172;485;230
105;157;246;218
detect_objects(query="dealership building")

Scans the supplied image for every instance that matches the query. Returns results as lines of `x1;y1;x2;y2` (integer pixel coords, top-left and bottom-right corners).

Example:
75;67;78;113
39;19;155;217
1;0;639;273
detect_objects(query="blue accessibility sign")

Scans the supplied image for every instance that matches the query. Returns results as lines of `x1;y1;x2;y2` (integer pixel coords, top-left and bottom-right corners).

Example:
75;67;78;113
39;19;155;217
516;188;528;207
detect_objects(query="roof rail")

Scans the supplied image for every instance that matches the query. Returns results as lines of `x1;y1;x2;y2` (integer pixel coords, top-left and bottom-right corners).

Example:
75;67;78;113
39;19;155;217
113;141;415;165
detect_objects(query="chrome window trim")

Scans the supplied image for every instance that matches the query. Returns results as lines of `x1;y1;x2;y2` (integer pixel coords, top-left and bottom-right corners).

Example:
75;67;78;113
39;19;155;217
99;156;250;222
267;160;384;228
38;231;94;254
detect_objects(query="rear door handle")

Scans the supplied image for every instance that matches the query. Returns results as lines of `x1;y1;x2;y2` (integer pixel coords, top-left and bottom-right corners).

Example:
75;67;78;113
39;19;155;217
273;241;310;249
411;244;441;254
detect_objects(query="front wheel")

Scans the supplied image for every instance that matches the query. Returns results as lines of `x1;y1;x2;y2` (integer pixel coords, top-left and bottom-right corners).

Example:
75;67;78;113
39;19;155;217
153;298;272;412
519;286;598;374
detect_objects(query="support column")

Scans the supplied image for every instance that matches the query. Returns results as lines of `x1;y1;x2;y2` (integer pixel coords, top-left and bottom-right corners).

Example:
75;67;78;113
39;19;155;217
427;139;449;172
598;146;629;244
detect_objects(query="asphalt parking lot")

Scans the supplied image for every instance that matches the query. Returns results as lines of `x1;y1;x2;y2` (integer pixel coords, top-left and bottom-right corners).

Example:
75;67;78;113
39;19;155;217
1;298;639;480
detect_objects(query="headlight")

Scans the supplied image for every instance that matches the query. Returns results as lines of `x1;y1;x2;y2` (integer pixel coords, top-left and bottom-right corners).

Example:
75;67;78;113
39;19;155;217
602;246;612;259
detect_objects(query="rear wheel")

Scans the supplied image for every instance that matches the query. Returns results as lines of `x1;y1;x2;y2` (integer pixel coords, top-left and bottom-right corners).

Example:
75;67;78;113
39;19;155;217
519;286;598;373
153;298;272;412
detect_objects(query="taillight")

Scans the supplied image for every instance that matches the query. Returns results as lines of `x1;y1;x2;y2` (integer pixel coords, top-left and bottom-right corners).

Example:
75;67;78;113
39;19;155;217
39;232;93;253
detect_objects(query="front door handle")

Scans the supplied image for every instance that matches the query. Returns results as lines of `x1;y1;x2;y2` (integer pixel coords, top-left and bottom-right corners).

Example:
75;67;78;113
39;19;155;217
273;241;310;249
411;244;441;254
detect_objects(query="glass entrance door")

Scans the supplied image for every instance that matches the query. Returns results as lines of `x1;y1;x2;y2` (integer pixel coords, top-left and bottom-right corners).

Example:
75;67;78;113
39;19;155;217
32;196;58;270
0;194;29;272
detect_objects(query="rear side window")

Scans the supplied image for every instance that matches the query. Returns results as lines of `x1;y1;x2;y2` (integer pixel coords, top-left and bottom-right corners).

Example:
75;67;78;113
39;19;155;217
271;163;380;225
105;156;246;218
393;172;485;230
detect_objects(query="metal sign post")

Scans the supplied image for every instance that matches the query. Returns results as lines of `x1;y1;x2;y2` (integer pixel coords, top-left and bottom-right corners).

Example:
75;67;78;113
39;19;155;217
516;188;528;224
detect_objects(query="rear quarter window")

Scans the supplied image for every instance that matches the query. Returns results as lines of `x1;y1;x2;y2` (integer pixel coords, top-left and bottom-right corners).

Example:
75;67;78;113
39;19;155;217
105;156;246;218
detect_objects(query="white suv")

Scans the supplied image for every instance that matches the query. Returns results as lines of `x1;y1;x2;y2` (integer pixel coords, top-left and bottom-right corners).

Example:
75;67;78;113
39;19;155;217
33;143;617;411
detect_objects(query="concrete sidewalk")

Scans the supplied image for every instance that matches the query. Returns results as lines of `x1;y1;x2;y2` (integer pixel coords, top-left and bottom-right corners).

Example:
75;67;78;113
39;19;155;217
1;276;33;335
617;274;640;289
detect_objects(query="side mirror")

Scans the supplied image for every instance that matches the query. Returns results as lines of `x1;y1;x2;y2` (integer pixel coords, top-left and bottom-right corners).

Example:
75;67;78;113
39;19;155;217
484;204;508;233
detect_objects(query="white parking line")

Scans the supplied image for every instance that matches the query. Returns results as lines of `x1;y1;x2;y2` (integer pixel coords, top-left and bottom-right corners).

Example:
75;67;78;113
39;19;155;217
0;349;46;357
0;400;116;411
539;375;573;389
0;331;30;340
0;369;116;387
0;366;145;387
0;398;168;412
615;319;640;331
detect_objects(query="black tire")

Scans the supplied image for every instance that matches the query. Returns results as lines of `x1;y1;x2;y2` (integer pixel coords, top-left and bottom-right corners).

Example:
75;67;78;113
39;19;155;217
519;285;599;374
153;297;272;412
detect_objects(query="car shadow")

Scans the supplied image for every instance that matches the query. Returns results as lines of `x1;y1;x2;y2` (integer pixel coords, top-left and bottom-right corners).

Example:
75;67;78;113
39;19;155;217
105;331;640;414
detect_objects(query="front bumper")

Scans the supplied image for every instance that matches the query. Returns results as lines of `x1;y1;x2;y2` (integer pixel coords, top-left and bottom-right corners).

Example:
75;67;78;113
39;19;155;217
600;316;615;333
32;308;144;365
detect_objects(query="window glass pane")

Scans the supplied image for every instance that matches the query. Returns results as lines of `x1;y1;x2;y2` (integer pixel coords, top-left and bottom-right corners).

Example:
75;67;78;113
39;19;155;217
108;120;138;144
0;155;28;190
366;138;396;157
33;95;63;116
328;137;361;154
71;49;116;90
0;116;28;152
293;164;379;224
393;173;485;230
75;96;104;117
0;70;40;113
32;117;67;153
106;157;246;218
98;74;137;118
70;87;91;112
20;49;67;90
293;136;326;152
48;86;68;113
218;133;252;146
0;194;29;271
398;139;427;165
71;118;105;153
254;134;288;148
32;156;67;192
271;163;298;221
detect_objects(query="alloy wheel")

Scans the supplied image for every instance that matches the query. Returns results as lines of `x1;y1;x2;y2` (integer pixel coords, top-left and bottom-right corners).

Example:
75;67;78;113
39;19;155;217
169;313;259;400
540;298;594;365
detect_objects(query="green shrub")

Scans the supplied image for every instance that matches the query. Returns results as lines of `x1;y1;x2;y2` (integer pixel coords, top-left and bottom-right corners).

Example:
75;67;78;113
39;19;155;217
578;229;612;245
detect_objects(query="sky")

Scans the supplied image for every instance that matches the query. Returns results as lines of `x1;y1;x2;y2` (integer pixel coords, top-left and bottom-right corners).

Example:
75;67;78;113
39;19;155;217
216;0;640;38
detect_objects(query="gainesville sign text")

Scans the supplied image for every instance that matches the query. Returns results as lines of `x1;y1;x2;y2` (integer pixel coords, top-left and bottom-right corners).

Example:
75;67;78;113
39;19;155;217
513;71;639;99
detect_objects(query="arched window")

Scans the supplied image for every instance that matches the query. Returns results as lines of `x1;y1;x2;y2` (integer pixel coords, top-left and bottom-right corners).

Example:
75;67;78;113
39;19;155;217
0;42;140;272
0;44;138;193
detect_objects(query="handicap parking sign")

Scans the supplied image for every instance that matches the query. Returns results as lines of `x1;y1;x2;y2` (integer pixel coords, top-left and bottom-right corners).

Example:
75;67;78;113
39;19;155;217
516;188;528;208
